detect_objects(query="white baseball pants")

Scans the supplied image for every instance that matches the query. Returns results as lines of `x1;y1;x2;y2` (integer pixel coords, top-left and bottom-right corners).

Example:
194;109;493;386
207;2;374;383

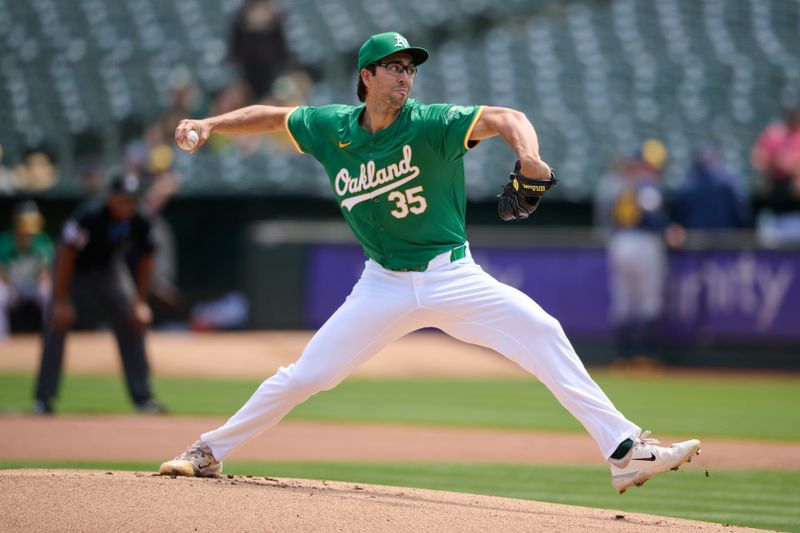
202;246;641;460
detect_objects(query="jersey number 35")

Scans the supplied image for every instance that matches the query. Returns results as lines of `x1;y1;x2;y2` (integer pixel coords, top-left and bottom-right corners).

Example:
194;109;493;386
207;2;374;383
388;186;427;219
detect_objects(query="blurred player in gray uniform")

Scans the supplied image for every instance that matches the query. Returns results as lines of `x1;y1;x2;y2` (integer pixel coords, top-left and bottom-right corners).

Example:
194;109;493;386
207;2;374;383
596;141;670;366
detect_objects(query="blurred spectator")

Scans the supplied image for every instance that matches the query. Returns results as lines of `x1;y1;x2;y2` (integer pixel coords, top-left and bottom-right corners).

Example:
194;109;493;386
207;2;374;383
124;121;175;178
33;173;167;415
595;140;670;367
12;149;58;193
671;143;750;230
0;201;54;338
229;0;290;102
269;70;313;107
751;107;800;244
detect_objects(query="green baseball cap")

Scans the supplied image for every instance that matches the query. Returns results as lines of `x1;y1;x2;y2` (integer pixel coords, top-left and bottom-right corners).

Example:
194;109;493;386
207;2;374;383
358;32;429;71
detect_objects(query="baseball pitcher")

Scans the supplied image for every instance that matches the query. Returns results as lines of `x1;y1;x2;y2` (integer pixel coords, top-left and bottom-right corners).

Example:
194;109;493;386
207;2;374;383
160;32;700;493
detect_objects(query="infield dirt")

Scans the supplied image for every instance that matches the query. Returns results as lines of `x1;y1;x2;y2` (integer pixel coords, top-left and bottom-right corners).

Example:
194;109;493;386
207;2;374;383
0;469;768;533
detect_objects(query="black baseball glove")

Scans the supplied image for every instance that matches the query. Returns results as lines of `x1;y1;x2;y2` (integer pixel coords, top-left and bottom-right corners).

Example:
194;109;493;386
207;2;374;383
497;161;558;222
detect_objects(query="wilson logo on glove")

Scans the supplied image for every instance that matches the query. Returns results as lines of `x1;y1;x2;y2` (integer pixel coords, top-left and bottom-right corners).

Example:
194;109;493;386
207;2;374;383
498;161;558;222
514;179;548;193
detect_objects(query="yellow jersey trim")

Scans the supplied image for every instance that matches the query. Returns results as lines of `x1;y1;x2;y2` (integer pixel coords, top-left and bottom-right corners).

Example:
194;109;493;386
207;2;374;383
284;106;303;154
464;105;485;151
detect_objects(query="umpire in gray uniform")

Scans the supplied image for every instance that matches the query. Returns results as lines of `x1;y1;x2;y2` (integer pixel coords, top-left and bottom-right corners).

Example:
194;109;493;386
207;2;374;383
34;173;167;415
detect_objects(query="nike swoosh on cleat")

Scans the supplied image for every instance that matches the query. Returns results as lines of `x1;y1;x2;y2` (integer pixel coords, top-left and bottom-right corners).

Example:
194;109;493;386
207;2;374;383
339;141;352;148
633;453;657;461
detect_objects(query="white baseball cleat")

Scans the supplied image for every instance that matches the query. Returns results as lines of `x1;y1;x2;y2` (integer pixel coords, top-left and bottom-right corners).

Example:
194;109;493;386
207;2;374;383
159;439;223;477
609;431;701;493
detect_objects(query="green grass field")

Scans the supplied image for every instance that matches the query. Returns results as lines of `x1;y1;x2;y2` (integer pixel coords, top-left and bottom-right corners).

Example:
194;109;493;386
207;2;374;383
2;460;798;532
4;370;800;531
2;372;799;440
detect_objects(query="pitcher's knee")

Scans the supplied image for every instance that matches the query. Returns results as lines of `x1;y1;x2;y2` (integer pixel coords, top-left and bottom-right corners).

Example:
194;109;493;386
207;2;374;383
284;369;337;399
523;313;563;338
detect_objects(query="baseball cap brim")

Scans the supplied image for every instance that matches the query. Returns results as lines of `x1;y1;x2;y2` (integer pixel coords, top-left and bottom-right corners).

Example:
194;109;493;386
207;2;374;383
388;47;428;67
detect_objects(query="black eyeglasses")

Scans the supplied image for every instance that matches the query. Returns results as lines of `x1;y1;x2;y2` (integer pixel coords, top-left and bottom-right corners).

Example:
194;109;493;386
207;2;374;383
374;61;418;79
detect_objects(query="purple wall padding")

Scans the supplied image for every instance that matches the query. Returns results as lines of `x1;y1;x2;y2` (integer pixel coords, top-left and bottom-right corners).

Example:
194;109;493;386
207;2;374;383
306;244;800;343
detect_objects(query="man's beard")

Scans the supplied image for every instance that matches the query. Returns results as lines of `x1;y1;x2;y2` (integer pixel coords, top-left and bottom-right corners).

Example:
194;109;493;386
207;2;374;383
387;85;409;108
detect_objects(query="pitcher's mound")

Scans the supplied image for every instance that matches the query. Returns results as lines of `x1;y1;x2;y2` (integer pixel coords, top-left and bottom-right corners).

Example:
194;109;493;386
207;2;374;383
0;469;759;532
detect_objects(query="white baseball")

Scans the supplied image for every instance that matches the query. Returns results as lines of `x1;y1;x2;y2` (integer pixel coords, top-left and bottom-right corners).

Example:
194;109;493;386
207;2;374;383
179;130;199;151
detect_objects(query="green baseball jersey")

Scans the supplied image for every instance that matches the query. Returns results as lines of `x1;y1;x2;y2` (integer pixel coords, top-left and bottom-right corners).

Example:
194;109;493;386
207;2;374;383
287;99;484;270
